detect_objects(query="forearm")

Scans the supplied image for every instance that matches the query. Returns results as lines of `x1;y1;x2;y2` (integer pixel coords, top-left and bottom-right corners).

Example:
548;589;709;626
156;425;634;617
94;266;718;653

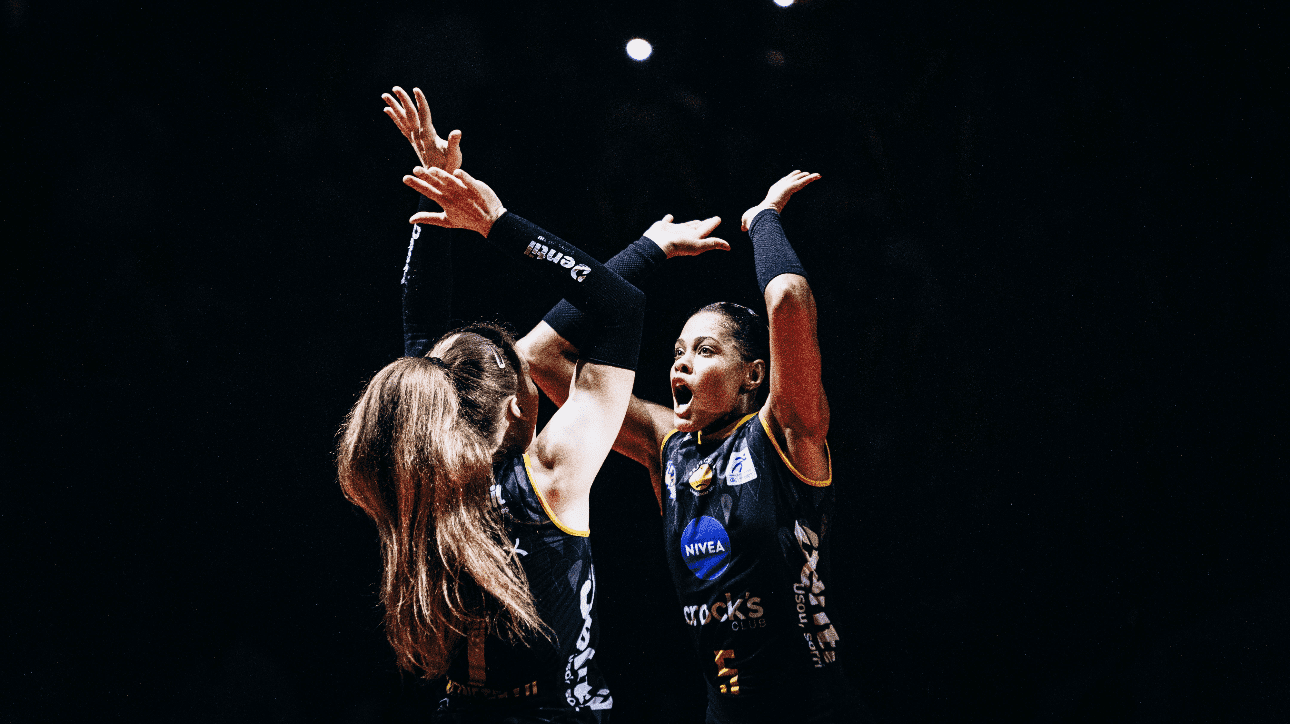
488;212;645;371
757;211;830;440
540;235;665;351
749;208;808;294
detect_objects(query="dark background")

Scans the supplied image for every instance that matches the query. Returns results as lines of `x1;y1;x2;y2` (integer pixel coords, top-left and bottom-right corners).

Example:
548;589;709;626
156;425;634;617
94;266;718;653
6;0;1287;721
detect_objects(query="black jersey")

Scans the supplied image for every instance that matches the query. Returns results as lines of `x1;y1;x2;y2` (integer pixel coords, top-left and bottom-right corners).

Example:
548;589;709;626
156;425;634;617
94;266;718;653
440;454;612;722
661;411;847;722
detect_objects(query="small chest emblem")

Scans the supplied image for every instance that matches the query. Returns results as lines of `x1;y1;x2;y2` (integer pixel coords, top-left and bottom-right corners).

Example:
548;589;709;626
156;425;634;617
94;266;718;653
665;460;678;501
724;444;758;486
689;464;714;495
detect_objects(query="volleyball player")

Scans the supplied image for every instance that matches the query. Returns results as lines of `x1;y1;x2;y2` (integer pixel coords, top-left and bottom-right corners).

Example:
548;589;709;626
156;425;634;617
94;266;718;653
523;171;863;722
339;90;642;722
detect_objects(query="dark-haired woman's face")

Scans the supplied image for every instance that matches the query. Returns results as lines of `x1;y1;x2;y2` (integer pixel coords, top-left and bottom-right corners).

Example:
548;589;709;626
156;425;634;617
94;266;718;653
671;312;754;433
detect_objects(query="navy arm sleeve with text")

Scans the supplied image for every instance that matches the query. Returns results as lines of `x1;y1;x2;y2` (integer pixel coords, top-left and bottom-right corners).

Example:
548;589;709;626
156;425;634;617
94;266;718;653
487;212;645;371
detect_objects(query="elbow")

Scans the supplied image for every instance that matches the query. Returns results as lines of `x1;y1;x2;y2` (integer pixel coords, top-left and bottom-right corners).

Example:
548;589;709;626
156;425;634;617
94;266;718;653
764;274;815;320
515;327;576;378
513;334;546;369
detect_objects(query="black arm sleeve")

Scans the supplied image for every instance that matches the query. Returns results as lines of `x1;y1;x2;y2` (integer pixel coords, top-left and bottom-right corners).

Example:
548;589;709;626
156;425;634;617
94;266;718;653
402;195;451;358
748;208;809;293
487;212;646;370
541;235;665;349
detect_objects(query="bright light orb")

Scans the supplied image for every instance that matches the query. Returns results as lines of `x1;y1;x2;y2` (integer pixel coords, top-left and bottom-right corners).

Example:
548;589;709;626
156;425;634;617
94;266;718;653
774;0;794;6
626;38;653;61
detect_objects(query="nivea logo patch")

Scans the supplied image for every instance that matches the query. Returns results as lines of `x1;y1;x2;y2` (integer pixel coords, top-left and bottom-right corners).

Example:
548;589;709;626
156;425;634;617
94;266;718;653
681;515;731;581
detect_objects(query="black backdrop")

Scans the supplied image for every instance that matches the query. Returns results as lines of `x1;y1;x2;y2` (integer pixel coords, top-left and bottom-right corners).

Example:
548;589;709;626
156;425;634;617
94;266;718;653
6;1;1287;722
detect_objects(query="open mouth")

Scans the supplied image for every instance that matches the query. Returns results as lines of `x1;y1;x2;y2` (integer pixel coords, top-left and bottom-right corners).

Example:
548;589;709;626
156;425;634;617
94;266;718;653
673;382;693;408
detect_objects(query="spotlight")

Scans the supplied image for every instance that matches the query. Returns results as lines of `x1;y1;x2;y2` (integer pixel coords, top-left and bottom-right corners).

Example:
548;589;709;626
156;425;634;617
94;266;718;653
626;38;652;61
774;0;794;6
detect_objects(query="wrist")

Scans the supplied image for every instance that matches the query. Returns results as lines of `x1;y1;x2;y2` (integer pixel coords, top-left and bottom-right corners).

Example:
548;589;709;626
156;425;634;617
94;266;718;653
648;237;675;258
480;206;506;238
742;203;776;231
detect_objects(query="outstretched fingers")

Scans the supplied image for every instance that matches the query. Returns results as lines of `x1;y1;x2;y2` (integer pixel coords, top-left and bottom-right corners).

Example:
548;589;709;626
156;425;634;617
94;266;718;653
381;94;411;133
403;172;443;201
764;170;822;216
785;170;822;191
690;215;723;237
394;86;419;126
382;88;423;148
445;129;462;159
412;87;436;136
694;236;731;253
654;215;730;256
410;165;465;197
409;210;451;226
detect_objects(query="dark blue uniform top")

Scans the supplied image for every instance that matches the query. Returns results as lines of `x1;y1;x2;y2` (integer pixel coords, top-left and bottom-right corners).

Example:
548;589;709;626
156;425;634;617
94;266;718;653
661;412;850;723
439;454;612;723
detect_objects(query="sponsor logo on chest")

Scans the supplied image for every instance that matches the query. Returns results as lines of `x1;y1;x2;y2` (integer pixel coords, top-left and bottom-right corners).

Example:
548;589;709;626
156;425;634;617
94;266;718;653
723;443;757;485
688;463;714;495
681;591;766;631
680;515;731;580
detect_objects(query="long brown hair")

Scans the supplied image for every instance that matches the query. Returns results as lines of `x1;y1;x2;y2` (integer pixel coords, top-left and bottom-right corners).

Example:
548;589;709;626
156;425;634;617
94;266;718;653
337;324;544;678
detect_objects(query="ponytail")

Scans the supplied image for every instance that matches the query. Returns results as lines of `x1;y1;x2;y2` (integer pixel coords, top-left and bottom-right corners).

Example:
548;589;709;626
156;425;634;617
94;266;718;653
338;327;544;678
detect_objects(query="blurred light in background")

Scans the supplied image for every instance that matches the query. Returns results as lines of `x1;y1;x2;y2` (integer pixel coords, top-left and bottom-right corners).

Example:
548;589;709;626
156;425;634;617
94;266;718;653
626;38;652;61
774;0;795;6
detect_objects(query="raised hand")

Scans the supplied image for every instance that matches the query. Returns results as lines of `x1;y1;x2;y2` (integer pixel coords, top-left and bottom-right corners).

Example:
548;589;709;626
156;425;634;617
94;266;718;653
403;166;506;237
382;86;463;173
740;170;821;231
643;214;731;258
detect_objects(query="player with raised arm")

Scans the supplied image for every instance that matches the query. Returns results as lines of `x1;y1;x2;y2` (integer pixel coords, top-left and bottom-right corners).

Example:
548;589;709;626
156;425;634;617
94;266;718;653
522;171;863;723
340;86;642;723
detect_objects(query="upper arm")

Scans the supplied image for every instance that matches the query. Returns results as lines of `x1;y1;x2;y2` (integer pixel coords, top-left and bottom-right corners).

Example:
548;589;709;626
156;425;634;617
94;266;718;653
517;321;674;477
525;361;635;531
761;273;831;480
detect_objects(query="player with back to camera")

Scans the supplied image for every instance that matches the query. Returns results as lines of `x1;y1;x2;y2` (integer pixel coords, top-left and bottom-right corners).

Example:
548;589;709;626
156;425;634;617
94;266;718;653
338;86;641;723
521;165;865;722
342;86;732;723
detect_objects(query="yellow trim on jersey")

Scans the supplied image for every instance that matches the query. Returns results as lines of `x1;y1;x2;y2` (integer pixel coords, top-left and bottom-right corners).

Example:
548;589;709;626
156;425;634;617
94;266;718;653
696;412;760;446
659;428;681;456
757;410;833;487
521;454;590;537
